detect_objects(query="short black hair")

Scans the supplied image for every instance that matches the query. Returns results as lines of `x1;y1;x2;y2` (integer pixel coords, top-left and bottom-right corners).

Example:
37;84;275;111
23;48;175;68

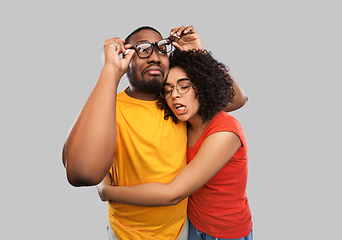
125;26;162;44
157;49;235;124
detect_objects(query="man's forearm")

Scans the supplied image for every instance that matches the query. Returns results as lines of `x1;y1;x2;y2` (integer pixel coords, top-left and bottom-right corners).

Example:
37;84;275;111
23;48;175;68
223;73;248;112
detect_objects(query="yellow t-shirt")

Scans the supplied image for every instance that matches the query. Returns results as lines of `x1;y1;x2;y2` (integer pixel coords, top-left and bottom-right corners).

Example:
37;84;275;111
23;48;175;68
109;90;188;240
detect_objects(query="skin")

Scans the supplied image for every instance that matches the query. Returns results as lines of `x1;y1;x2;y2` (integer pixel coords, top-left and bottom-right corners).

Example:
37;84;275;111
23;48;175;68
164;67;200;124
125;29;170;100
62;37;134;186
63;25;247;187
97;67;242;206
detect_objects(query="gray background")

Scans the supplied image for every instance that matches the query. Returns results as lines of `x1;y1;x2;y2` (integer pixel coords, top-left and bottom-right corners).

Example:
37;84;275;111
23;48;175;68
1;0;341;239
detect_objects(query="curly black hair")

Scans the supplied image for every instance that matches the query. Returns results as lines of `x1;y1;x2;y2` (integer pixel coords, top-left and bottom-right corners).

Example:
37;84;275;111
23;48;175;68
157;49;235;124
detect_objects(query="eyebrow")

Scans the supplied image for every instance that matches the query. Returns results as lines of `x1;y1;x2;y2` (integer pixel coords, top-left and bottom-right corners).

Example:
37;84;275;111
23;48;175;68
134;38;166;45
165;78;191;85
177;78;191;83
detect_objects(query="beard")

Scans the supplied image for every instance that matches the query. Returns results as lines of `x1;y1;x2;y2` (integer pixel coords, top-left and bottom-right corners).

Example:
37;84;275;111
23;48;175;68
127;66;165;94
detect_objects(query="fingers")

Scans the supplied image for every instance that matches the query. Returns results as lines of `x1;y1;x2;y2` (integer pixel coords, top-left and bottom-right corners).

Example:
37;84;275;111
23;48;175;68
102;37;134;68
104;37;126;53
171;41;184;51
121;49;134;63
183;25;194;34
124;43;132;51
170;25;195;37
170;25;185;37
104;37;125;46
168;35;182;50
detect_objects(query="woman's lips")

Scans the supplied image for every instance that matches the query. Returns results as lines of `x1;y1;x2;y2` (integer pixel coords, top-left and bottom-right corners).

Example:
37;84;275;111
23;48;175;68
174;104;187;114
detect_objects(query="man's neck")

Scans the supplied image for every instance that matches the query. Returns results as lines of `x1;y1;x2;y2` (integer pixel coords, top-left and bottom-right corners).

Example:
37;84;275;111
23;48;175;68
125;86;159;101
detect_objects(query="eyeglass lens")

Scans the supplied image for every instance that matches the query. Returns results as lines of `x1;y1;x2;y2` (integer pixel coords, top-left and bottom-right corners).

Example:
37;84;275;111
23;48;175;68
161;80;192;99
135;39;172;58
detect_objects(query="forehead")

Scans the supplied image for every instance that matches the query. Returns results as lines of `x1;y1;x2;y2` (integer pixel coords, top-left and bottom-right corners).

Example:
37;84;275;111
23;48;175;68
167;67;188;84
128;29;163;45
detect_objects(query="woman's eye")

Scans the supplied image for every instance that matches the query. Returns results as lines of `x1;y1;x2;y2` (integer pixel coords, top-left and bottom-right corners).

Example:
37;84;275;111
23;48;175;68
178;83;189;89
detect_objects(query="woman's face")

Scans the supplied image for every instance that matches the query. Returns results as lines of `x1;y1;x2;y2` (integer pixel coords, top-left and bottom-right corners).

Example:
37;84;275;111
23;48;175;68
164;67;200;123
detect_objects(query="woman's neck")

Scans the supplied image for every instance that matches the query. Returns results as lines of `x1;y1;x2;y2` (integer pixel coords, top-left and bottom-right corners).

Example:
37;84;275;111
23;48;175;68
187;115;212;148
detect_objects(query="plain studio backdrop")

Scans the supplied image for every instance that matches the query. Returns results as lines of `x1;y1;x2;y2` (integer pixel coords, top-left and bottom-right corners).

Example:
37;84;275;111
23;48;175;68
1;1;340;239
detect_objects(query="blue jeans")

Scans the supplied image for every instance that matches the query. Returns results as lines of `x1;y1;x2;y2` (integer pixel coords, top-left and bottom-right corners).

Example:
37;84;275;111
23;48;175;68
188;219;253;240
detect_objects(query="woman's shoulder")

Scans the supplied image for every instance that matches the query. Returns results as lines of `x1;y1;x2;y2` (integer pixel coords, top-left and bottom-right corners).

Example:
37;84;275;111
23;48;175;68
207;111;244;137
207;111;247;148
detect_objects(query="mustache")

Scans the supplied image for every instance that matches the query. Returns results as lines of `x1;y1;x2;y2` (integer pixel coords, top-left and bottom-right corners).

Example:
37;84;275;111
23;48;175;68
142;63;164;75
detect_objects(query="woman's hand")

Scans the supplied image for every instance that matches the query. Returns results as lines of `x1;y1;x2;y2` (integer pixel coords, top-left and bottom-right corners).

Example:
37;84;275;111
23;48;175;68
97;173;115;202
169;25;204;51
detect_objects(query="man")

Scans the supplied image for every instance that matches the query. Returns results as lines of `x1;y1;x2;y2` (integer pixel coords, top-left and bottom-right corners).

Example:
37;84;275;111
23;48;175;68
62;25;247;239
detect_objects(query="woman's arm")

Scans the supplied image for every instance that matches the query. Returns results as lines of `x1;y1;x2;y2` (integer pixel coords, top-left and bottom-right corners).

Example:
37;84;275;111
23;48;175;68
223;72;248;112
97;131;241;206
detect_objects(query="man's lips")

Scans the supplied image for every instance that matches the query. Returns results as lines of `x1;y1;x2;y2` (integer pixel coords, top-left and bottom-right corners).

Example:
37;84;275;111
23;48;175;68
143;65;163;75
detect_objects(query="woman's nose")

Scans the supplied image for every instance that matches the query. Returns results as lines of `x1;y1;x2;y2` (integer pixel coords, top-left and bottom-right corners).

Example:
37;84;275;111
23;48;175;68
171;87;180;98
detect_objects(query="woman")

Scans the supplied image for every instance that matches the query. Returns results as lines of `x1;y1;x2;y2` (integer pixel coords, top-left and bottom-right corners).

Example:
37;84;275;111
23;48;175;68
98;49;253;240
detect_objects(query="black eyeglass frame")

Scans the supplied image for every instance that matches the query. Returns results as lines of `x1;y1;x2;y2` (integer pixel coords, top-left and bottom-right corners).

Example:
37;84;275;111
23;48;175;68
160;79;193;99
128;38;173;59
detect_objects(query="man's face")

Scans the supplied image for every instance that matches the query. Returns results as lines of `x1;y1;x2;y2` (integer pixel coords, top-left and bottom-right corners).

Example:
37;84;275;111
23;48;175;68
126;29;170;94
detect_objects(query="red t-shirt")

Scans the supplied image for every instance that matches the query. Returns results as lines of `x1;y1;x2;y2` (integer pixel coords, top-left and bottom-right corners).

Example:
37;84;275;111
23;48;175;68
187;111;252;239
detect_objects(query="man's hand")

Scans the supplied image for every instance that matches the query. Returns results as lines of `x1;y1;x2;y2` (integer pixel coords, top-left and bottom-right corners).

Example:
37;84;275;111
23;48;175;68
101;37;135;77
169;25;204;51
96;173;115;202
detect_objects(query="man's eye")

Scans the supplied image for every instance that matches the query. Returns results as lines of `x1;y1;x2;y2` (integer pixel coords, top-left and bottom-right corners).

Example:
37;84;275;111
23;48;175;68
137;44;151;53
138;47;149;53
158;45;167;53
157;49;167;55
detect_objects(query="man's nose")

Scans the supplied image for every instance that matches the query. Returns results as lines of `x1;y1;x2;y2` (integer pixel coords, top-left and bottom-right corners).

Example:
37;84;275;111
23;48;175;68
147;46;161;62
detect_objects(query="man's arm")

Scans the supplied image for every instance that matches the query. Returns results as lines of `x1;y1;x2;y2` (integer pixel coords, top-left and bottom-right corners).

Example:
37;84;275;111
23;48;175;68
223;72;248;112
62;38;134;187
170;25;247;112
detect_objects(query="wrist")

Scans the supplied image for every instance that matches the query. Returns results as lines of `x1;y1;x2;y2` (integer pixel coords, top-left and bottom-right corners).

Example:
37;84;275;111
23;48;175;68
101;64;124;84
104;185;117;203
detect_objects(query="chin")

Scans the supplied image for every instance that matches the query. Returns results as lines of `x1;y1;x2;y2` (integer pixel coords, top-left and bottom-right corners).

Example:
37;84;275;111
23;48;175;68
144;73;164;81
175;115;190;122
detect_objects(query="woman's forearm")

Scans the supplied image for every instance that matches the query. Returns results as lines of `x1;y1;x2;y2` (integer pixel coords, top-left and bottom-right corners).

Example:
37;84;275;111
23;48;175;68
103;182;185;207
100;132;241;207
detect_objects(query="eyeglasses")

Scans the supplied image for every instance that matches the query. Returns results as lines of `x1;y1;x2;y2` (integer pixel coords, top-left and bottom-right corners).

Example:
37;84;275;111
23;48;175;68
128;38;173;58
160;79;193;99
